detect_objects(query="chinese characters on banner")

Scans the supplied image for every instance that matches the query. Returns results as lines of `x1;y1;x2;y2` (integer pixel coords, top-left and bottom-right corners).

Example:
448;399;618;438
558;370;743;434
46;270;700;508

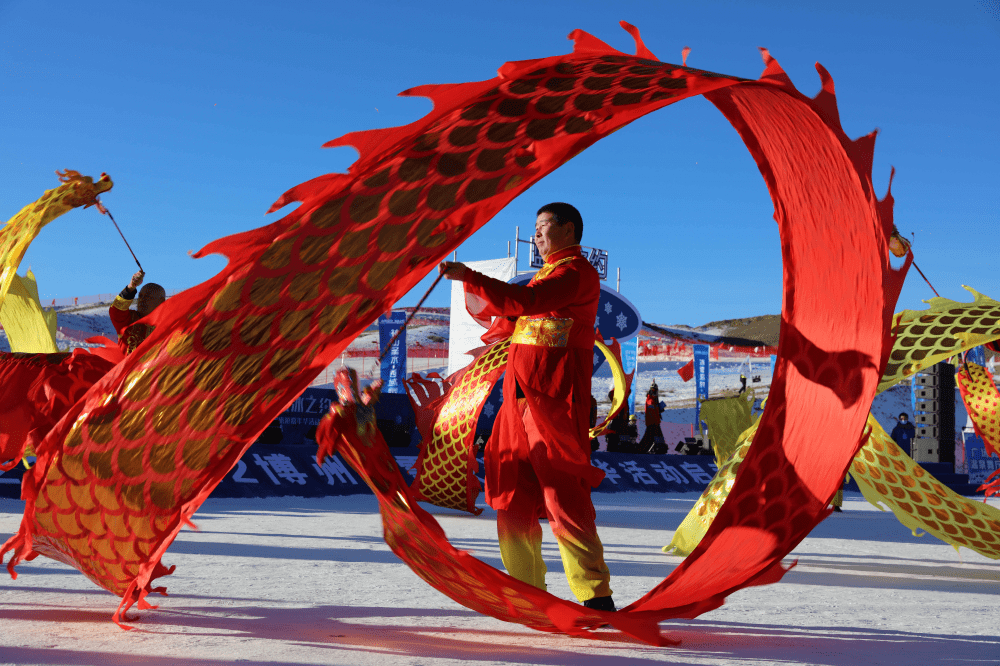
693;344;710;429
964;431;1000;484
0;438;721;501
275;387;336;446
528;241;609;279
221;453;719;497
379;311;408;394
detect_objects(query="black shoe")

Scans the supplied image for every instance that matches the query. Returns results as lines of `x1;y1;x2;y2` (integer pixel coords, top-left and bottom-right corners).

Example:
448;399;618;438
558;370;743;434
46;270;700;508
832;505;843;512
583;596;616;612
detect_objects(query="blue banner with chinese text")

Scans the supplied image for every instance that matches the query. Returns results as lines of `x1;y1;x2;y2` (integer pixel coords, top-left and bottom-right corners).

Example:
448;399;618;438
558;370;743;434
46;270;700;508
379;311;407;394
693;344;710;428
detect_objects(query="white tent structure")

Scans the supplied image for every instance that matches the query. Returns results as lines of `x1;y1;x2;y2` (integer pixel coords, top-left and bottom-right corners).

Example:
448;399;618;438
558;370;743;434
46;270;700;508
446;257;516;377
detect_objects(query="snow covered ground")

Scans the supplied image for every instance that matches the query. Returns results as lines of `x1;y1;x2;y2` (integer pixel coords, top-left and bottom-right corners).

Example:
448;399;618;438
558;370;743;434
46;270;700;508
2;492;998;666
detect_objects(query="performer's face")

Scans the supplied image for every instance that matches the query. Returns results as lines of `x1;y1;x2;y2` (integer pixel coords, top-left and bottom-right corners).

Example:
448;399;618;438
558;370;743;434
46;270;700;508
534;212;575;259
137;285;166;316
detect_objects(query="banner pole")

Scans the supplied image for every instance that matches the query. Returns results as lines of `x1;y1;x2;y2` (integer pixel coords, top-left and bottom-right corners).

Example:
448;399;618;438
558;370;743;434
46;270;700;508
376;272;444;367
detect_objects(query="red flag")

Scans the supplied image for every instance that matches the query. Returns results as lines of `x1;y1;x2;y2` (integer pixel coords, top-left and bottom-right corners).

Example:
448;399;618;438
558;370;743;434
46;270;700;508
677;359;694;382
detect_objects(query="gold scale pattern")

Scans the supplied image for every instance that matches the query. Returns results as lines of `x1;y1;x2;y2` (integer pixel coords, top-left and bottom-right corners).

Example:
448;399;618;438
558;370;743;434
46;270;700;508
410;336;629;514
664;420;756;556
957;362;1000;458
851;414;1000;558
878;286;1000;393
413;339;510;513
667;290;1000;558
4;25;751;623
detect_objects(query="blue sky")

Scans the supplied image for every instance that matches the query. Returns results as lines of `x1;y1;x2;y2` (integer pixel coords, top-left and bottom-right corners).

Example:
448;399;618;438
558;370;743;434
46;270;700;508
2;0;997;325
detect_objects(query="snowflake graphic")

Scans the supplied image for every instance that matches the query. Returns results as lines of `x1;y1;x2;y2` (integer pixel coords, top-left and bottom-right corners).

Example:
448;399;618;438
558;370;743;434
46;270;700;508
604;302;613;314
593;351;601;365
616;312;628;331
482;402;495;418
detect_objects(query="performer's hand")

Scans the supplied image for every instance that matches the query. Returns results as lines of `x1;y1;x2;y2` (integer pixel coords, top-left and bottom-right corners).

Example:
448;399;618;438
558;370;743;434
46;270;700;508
438;261;468;281
129;270;145;289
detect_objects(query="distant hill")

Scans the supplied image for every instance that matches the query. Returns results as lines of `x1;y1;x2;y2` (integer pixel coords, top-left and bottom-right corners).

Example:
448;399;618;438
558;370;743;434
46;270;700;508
702;314;781;348
643;314;781;349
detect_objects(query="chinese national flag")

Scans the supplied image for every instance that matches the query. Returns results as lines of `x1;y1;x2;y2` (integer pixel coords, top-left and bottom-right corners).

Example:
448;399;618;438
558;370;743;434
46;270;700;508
677;359;694;382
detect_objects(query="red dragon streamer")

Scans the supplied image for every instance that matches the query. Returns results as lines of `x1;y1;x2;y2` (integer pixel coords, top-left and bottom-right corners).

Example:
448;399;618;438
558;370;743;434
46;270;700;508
3;23;907;641
0;351;116;470
318;367;672;644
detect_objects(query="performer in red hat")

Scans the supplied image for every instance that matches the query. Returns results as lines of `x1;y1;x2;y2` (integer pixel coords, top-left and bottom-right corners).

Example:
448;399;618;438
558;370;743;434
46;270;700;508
440;202;614;611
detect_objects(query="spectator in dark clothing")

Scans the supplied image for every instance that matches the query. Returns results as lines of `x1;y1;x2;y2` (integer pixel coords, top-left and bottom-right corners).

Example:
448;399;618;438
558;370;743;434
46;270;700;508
890;412;916;456
621;415;638;452
606;390;628;453
638;389;665;451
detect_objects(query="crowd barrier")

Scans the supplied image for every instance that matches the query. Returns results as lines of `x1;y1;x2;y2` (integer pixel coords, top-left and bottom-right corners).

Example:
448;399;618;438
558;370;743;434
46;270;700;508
0;448;720;499
343;342;448;358
0;387;721;499
639;341;777;358
48;290;182;309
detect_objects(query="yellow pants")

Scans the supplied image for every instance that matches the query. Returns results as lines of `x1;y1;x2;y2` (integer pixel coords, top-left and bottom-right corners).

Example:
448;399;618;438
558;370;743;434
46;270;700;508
495;403;612;602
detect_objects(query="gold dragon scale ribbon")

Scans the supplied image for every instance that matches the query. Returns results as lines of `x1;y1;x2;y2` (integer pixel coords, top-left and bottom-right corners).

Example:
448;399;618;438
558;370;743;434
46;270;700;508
667;290;1000;558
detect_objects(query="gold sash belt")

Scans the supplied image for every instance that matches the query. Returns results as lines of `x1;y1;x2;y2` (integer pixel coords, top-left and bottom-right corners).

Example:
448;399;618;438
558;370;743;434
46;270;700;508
511;317;572;348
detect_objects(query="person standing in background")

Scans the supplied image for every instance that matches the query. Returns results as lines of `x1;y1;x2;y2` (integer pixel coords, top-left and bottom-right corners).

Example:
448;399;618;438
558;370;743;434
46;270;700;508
890;413;916;456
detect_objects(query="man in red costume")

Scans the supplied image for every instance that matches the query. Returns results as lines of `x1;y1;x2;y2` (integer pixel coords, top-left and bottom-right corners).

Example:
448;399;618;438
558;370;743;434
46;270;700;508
439;202;614;611
109;270;166;355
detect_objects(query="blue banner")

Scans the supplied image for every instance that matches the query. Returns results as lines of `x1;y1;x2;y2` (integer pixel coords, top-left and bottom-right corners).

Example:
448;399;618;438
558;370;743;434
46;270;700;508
693;344;710;428
964;431;1000;485
274;387;337;446
378;311;407;394
475;377;505;447
2;450;720;500
967;345;987;367
622;337;638;416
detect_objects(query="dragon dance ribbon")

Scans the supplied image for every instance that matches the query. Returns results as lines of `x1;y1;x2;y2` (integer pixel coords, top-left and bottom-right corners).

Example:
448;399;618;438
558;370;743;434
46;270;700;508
665;405;757;557
956;361;1000;496
0;171;112;311
0;351;115;471
315;377;677;646
878;286;1000;393
409;339;509;514
0;270;58;354
406;334;631;515
700;392;756;467
667;409;1000;560
851;414;1000;556
667;296;1000;559
0;173;115;469
2;23;910;640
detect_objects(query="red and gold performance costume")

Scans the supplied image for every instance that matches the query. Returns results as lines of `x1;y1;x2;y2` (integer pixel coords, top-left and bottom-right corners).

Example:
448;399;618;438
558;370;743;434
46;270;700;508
108;287;150;355
462;244;610;602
